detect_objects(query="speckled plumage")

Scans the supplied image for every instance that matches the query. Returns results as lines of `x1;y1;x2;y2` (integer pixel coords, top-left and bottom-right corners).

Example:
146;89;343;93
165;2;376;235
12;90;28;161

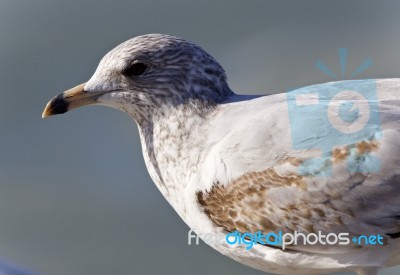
45;34;400;275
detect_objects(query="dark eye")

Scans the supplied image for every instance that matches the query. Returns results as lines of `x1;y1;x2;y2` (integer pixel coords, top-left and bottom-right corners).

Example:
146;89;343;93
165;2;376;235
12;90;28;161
123;62;147;76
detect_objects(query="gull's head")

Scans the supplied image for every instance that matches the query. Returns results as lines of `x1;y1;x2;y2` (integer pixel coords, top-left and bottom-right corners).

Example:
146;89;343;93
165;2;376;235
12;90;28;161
42;34;232;121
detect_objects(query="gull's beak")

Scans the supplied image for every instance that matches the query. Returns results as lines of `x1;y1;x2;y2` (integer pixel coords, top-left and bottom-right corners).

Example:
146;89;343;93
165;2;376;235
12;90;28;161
42;83;102;118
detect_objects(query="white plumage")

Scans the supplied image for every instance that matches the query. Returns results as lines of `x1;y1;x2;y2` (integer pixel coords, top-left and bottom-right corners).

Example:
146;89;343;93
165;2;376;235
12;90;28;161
42;34;400;275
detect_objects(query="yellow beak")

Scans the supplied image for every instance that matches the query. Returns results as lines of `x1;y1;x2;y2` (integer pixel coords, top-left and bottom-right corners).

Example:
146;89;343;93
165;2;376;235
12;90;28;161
42;83;100;118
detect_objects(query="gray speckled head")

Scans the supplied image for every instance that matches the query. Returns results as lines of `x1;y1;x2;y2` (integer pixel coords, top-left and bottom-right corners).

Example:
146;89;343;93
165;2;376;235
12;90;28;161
85;34;234;122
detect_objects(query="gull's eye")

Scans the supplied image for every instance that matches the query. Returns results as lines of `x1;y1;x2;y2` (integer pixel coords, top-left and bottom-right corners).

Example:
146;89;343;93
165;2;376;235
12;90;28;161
123;62;147;76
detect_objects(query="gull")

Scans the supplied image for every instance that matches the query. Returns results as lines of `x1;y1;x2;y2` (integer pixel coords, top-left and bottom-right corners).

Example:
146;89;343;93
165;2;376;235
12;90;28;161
42;34;400;275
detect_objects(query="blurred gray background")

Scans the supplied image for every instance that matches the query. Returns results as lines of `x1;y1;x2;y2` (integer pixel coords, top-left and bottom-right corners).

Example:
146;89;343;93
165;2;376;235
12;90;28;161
1;0;400;274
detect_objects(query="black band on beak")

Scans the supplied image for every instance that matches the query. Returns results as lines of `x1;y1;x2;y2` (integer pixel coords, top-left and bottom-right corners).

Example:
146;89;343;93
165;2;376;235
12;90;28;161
46;94;69;116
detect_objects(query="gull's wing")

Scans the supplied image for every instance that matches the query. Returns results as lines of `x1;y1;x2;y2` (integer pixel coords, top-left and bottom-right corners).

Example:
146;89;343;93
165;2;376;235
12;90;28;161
196;79;400;253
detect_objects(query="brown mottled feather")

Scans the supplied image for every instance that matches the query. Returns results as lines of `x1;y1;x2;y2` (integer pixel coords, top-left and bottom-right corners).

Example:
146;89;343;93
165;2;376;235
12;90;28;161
197;165;308;234
197;140;380;237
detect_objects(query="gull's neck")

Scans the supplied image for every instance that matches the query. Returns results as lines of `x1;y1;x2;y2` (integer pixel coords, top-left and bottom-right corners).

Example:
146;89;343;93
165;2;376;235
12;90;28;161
135;100;217;209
